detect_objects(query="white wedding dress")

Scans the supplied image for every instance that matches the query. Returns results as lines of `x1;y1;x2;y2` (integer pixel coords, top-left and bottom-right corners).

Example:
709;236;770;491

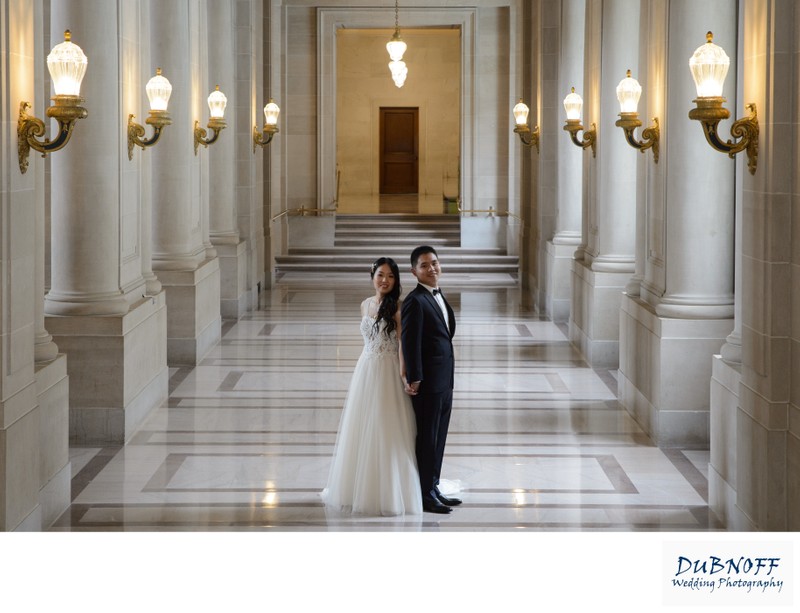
321;315;423;516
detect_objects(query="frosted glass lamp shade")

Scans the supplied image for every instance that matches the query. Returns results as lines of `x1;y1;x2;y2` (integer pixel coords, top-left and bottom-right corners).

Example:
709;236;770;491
389;60;408;88
563;87;583;121
616;70;642;114
264;99;280;126
47;30;87;97
386;34;407;62
146;68;172;111
689;32;729;98
208;86;227;119
513;100;530;126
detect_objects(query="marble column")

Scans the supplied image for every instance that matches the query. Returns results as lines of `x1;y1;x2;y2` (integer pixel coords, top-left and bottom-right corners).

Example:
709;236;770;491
719;218;742;363
587;0;639;274
130;1;160;297
655;15;735;320
546;0;585;322
45;0;168;444
196;5;216;263
569;0;638;367
618;0;736;448
207;0;248;318
140;161;162;295
150;0;221;363
45;14;129;317
236;0;267;301
34;171;58;363
655;0;736;371
150;1;204;272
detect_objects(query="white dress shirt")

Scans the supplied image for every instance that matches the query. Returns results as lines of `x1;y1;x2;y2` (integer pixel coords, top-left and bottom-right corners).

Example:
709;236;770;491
420;283;449;329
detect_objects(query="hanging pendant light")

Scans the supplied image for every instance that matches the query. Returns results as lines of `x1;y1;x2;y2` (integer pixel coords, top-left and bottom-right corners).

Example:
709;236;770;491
386;0;408;87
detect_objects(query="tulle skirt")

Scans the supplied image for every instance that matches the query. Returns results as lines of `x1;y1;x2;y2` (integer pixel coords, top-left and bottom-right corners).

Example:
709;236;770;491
321;350;422;516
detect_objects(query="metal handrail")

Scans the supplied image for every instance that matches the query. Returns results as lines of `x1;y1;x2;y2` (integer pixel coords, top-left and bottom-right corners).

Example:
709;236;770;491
270;205;336;223
457;205;522;222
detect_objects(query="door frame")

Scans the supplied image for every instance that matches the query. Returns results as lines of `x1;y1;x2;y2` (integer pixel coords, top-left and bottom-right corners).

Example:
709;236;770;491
379;106;419;194
317;7;477;210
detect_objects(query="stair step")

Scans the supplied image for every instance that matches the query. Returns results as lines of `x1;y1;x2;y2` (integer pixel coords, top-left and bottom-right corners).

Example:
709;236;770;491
336;240;462;248
335;226;461;232
290;247;507;256
276;252;519;274
278;255;517;263
336;214;458;221
275;262;519;273
279;213;517;275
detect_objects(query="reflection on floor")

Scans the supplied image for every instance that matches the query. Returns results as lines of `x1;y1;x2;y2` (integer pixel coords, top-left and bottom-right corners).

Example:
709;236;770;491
55;272;720;531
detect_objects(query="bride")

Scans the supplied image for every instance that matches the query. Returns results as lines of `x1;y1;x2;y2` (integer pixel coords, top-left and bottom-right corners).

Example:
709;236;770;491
321;257;422;516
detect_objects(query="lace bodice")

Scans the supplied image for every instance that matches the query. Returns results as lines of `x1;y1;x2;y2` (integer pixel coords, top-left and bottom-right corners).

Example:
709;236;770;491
360;316;399;356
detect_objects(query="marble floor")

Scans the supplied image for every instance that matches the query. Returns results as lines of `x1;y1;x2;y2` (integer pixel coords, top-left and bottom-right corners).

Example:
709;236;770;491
53;271;721;533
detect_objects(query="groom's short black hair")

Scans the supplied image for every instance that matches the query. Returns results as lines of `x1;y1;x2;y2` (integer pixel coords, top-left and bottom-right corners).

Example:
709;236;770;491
410;245;438;268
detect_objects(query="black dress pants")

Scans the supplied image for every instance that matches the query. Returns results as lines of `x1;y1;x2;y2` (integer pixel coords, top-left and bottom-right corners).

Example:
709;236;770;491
411;389;453;497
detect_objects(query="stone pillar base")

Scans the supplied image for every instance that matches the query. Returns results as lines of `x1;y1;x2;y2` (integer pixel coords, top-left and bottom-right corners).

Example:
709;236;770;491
545;239;579;323
708;356;756;530
46;293;169;445
618;293;731;447
569;258;630;368
157;257;222;365
735;390;791;531
35;355;70;528
215;240;249;319
0;380;39;531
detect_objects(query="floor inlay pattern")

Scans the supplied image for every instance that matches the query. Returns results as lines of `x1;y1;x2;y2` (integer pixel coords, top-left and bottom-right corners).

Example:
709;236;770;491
54;273;720;532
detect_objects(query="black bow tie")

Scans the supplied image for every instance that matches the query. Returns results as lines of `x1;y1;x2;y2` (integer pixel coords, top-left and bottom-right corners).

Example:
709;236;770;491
432;289;441;296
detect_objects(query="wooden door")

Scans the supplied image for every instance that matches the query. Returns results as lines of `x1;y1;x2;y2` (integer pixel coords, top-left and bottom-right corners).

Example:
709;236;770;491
379;107;419;194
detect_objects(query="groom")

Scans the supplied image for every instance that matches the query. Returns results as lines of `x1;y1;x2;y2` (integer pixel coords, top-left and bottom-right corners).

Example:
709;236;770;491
401;245;461;514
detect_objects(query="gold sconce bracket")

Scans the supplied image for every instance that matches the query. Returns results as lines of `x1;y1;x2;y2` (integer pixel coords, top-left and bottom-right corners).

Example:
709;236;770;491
563;120;596;157
127;111;172;160
615;114;659;163
689;98;758;175
253;124;279;153
514;124;540;153
194;117;227;155
17;96;88;174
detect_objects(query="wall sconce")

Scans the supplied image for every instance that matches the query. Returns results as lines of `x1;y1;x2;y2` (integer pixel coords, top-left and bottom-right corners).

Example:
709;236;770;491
253;99;280;152
688;31;758;175
127;68;173;160
614;70;659;163
512;99;540;153
17;30;88;174
562;87;596;157
194;85;227;155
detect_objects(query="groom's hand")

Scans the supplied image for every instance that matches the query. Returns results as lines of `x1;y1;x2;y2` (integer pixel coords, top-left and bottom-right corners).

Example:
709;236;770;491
405;380;420;396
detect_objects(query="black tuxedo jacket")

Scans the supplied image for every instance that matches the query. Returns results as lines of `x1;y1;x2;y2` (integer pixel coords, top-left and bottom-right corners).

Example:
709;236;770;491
401;284;456;395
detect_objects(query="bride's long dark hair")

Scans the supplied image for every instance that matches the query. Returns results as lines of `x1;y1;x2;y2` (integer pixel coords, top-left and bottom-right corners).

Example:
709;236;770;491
370;257;402;337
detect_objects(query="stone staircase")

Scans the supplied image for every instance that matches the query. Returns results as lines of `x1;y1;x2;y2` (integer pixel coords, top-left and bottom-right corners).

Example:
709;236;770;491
274;214;519;274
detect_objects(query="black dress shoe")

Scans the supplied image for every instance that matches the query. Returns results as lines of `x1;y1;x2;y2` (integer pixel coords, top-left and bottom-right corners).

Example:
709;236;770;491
422;497;452;514
435;492;462;506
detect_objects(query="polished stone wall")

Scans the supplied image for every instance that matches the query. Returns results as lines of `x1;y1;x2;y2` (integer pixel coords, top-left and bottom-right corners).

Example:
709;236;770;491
336;28;460;210
1;0;70;531
729;0;798;531
279;1;522;250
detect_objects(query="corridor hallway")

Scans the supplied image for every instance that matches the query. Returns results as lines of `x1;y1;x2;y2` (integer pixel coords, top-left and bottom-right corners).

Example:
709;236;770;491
55;272;718;531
